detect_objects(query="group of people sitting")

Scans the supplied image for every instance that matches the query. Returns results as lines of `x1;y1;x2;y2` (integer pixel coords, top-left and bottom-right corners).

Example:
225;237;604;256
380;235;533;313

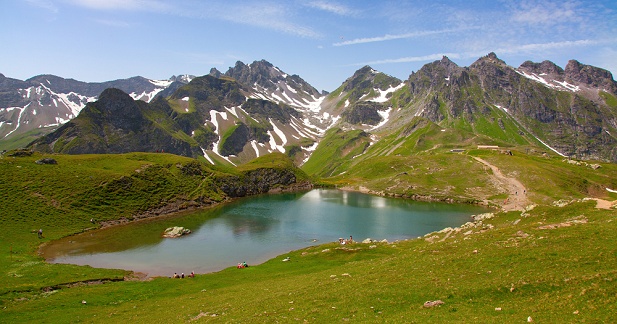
237;261;249;269
172;271;195;278
338;235;353;245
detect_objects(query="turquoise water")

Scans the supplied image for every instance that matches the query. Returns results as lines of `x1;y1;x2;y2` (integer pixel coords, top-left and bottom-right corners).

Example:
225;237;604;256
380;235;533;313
42;189;488;276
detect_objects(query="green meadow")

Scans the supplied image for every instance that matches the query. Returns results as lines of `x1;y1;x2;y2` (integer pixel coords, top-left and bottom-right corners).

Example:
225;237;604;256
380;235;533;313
1;149;616;322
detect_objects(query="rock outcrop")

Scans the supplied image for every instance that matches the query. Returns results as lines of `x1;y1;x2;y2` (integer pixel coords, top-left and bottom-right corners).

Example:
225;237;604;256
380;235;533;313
163;226;191;238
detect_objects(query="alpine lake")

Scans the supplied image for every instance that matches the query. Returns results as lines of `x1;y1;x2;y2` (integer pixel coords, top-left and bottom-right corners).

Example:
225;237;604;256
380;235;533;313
41;189;489;277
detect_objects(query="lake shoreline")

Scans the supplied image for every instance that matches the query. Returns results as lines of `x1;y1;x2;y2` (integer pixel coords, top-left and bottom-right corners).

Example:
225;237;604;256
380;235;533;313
40;188;488;279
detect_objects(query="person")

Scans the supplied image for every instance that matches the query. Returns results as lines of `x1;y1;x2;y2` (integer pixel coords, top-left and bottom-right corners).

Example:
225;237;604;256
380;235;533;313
237;263;243;269
173;272;179;278
37;229;43;239
242;261;248;268
188;271;195;278
181;273;185;278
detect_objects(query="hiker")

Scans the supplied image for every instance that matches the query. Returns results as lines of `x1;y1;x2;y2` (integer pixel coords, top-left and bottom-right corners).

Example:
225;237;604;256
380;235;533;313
37;229;43;239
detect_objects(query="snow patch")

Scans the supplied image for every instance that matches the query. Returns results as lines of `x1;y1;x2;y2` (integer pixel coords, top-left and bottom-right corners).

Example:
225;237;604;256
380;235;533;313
535;137;566;157
370;107;392;130
516;70;580;92
494;104;508;113
250;140;261;157
201;147;215;164
181;96;189;101
370;83;404;103
149;79;173;87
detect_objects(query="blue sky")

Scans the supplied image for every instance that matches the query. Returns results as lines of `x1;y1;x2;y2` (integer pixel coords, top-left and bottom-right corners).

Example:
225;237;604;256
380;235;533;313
1;0;616;91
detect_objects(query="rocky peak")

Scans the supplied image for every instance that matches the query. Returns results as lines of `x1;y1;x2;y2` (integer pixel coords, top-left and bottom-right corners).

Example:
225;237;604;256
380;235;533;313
96;88;140;114
410;56;462;86
169;75;195;83
209;68;222;78
519;60;564;77
470;52;508;69
225;60;283;91
343;66;376;92
565;60;617;94
90;88;146;131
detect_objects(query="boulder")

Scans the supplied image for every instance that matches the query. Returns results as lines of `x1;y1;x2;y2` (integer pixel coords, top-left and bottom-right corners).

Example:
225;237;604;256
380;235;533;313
35;158;57;165
162;226;191;238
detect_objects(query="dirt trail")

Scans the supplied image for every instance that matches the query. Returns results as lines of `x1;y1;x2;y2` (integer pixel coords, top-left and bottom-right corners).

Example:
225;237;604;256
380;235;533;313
472;157;530;211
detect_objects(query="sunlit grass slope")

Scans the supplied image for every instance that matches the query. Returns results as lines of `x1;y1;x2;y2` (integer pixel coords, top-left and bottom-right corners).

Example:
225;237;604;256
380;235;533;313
3;200;616;322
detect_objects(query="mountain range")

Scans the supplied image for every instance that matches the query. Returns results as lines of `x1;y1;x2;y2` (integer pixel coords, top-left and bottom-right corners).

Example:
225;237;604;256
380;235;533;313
2;53;617;164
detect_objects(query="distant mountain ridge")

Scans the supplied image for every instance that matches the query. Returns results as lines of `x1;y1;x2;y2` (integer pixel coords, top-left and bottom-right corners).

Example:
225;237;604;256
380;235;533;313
6;53;617;163
0;73;194;149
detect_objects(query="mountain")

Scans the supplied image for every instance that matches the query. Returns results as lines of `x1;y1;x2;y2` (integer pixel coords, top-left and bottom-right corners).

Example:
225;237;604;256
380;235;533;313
0;73;193;150
27;62;327;165
393;53;617;161
20;54;617;164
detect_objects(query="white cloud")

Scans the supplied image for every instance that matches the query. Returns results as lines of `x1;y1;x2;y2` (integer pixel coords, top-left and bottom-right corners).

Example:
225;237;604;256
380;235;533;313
65;0;321;38
306;1;357;16
351;39;617;67
66;0;170;11
333;27;478;46
93;19;132;28
350;53;461;66
208;3;320;38
25;0;58;13
510;0;581;26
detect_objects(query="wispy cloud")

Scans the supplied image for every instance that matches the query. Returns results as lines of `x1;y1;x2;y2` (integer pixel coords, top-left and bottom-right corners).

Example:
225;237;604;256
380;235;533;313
496;39;603;54
25;0;58;13
333;27;478;46
195;3;320;39
93;19;132;28
348;53;460;66
65;0;321;38
350;39;616;66
509;0;582;26
305;1;357;16
66;0;170;11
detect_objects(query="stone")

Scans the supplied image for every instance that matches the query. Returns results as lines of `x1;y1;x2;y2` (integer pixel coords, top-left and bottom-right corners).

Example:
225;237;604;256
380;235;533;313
162;226;191;238
423;300;444;308
35;158;57;165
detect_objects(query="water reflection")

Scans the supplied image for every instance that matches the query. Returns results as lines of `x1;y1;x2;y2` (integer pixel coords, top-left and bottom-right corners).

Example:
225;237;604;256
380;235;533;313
41;189;488;276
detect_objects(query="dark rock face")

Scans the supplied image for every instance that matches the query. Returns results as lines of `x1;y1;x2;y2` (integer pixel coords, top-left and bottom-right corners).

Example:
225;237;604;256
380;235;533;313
217;168;297;197
241;99;300;123
171;75;245;113
220;123;250;156
343;102;384;125
95;88;147;129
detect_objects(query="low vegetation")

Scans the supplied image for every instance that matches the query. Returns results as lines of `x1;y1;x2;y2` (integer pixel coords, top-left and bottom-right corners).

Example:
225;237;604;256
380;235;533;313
1;145;616;322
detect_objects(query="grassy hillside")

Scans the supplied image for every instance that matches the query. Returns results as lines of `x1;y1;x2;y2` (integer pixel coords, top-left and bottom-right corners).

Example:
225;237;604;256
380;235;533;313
2;200;616;322
1;147;616;322
0;151;307;302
